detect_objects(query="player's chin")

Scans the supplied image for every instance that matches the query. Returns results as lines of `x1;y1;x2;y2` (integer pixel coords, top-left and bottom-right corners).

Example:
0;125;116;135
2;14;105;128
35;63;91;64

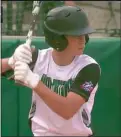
76;50;83;55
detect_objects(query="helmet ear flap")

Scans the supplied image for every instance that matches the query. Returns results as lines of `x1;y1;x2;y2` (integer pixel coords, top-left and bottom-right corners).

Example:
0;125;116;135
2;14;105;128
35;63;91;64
85;34;89;44
43;25;68;51
54;35;68;51
48;35;68;52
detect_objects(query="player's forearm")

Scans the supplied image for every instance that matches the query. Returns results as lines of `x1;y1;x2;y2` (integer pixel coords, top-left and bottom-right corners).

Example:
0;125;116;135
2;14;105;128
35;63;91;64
33;81;78;120
1;58;12;74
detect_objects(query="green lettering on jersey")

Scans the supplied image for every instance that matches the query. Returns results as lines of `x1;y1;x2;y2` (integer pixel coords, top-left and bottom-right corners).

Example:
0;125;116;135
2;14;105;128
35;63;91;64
41;74;73;97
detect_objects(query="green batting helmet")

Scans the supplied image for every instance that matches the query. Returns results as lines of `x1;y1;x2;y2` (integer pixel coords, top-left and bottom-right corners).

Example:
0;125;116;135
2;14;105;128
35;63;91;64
43;6;95;51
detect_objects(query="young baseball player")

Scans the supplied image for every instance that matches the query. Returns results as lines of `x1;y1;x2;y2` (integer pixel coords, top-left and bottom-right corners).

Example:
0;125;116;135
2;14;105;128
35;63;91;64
13;6;101;136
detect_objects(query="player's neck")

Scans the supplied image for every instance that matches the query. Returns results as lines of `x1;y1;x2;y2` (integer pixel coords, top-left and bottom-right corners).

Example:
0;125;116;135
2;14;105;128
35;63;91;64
52;50;75;66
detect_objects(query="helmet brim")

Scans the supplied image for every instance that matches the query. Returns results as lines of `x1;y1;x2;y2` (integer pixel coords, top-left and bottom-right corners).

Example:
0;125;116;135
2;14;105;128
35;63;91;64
65;27;96;36
57;27;96;36
44;22;95;36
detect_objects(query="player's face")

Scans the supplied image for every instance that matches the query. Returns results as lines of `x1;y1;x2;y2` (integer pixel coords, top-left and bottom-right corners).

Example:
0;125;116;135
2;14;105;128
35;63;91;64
66;35;85;55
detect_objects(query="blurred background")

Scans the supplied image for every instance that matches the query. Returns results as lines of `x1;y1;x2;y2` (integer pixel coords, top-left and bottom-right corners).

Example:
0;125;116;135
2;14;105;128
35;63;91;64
1;1;121;38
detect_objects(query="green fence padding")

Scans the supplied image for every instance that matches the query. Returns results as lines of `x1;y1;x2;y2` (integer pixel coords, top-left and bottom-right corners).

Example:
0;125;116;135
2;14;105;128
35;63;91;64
85;38;121;136
18;86;33;136
1;39;20;58
1;77;18;136
1;37;121;136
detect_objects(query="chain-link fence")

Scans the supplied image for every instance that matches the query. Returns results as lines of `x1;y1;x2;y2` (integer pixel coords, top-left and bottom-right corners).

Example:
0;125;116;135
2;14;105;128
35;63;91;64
1;1;121;38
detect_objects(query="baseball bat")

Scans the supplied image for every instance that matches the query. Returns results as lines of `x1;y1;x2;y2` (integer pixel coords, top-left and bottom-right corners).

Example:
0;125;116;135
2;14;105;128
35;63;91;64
8;1;42;81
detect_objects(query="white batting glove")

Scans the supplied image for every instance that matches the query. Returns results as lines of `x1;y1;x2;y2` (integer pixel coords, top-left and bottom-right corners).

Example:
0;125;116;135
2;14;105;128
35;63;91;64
8;44;32;69
14;61;40;89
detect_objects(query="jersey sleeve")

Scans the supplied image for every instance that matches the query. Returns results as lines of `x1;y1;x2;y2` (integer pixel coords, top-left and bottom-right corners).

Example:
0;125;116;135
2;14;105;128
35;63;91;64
70;63;101;101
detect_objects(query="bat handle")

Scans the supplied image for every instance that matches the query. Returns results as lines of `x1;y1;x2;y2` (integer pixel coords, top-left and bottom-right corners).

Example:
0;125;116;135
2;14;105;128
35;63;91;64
26;39;32;48
26;30;33;47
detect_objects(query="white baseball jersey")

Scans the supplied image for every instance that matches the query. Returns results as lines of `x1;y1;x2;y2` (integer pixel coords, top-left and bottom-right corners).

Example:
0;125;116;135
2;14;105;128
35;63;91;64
29;48;100;136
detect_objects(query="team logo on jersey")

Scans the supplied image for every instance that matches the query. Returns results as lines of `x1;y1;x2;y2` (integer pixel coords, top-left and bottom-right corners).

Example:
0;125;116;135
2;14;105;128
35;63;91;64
80;81;94;92
41;74;73;97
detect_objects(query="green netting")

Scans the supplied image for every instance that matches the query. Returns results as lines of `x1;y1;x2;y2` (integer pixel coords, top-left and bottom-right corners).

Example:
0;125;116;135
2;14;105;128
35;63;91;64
2;1;120;37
